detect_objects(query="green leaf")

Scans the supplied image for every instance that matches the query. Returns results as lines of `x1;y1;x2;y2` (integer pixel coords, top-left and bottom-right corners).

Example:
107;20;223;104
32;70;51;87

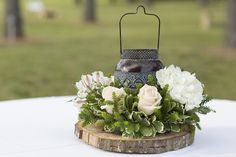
171;124;181;132
169;112;180;123
126;95;134;111
95;119;105;127
125;124;135;135
153;121;164;133
134;123;140;132
150;115;157;122
159;84;169;98
140;118;151;126
114;79;121;88
198;106;215;114
131;102;138;111
127;111;134;120
140;126;153;137
147;74;156;86
200;95;212;106
196;123;202;130
191;113;200;122
133;83;143;95
104;124;115;132
81;120;90;127
104;100;114;105
161;97;172;113
132;112;142;121
101;112;113;122
153;108;162;120
113;112;124;121
170;101;177;109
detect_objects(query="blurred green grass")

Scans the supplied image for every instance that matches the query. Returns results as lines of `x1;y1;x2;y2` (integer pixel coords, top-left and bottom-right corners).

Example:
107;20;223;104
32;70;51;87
0;0;235;100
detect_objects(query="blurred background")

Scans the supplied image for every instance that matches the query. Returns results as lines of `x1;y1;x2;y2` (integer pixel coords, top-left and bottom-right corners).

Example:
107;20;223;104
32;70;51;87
0;0;235;101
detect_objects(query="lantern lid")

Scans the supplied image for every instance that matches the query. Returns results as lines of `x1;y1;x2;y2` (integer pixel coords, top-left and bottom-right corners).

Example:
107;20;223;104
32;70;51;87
121;49;158;59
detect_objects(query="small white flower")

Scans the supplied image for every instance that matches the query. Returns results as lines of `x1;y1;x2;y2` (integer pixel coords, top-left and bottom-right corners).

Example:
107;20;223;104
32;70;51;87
91;71;113;86
75;81;88;99
81;74;95;90
102;86;126;101
138;84;162;115
156;65;203;111
74;71;115;111
73;97;86;111
75;71;114;104
101;105;113;114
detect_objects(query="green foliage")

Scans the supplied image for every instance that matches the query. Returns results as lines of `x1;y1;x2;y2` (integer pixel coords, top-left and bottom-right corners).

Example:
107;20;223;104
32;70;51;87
147;74;156;86
79;83;214;137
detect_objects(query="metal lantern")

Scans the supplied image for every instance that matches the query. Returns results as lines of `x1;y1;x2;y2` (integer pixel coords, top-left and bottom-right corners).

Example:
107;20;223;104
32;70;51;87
114;5;164;89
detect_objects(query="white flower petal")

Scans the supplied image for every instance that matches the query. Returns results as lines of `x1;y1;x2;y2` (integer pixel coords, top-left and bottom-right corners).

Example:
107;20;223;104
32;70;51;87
156;65;204;111
101;105;113;114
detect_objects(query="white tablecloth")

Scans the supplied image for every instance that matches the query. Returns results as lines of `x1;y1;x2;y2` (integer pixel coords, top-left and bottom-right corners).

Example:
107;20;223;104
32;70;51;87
0;96;235;157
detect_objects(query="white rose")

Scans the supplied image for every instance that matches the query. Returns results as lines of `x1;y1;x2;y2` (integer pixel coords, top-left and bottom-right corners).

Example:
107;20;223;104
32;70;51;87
101;86;126;114
138;84;162;115
102;86;126;101
156;65;203;111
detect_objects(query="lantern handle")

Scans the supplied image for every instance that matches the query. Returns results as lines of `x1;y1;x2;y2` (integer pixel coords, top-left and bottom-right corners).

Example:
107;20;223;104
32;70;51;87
119;5;161;54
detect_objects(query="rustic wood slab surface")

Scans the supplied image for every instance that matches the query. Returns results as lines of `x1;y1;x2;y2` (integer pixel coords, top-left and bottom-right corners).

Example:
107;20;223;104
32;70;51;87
75;121;195;154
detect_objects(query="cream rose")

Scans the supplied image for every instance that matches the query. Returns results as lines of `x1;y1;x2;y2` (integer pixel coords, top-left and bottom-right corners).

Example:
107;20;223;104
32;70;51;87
138;84;162;115
102;86;126;101
101;86;126;114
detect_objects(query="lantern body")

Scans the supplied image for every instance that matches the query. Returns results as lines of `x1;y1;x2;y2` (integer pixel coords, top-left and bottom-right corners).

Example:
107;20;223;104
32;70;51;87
114;49;163;88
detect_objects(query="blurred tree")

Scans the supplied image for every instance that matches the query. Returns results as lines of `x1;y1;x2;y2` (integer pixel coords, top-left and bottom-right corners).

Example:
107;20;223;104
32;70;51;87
198;0;211;30
109;0;118;4
226;0;236;48
127;0;136;3
143;0;154;5
75;0;82;5
84;0;96;22
4;0;24;41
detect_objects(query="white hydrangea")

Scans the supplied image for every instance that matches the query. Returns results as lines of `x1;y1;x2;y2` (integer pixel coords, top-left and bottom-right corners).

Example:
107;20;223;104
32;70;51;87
156;65;203;111
73;71;114;110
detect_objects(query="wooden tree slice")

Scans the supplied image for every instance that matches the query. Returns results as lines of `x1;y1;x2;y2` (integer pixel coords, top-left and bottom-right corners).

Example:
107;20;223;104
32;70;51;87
75;121;195;154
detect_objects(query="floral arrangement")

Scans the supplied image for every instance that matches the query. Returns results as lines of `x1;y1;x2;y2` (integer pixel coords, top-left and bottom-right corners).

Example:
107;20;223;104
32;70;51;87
73;65;214;137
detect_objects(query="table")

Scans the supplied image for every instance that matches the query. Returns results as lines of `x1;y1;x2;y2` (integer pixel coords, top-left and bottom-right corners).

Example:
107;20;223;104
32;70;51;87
0;96;235;157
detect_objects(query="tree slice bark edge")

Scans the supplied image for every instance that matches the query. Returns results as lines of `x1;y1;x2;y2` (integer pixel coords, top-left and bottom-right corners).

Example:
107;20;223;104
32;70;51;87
74;121;195;154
